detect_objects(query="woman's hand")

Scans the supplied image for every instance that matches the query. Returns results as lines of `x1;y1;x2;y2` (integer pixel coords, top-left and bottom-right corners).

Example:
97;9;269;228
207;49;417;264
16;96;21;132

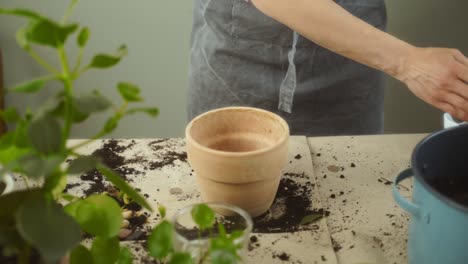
397;48;468;121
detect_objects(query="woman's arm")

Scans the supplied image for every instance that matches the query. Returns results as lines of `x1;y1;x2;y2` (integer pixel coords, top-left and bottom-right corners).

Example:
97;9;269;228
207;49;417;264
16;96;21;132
251;0;468;121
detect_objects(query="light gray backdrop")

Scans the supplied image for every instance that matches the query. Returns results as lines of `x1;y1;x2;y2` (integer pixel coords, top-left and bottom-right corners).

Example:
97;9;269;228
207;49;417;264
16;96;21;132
0;0;466;138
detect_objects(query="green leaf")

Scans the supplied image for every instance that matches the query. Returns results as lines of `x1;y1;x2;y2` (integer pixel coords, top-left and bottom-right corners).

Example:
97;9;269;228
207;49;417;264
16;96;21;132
0;189;38;219
77;27;90;48
45;172;68;198
0;146;29;172
74;90;112;114
91;237;120;264
70;245;94;264
103;116;119;134
13;119;31;149
0;190;25;249
97;164;152;211
0;107;21;123
10;78;47;93
28;115;62;154
25;19;78;48
147;220;173;260
88;45;127;69
51;98;90;123
0;150;22;173
18;153;45;179
209;225;241;260
117;82;142;102
39;92;63;115
89;55;119;68
0;8;44;20
217;223;227;239
117;247;133;264
210;249;237;264
191;204;215;231
228;231;244;242
64;194;122;238
0;132;15;150
169;252;193;264
68;155;99;175
15;192;81;262
16;27;30;49
158;205;166;218
18;153;63;179
299;214;323;225
62;193;79;202
127;107;159;117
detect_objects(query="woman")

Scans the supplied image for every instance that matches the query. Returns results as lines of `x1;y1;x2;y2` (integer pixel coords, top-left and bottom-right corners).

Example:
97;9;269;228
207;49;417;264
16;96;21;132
187;0;468;136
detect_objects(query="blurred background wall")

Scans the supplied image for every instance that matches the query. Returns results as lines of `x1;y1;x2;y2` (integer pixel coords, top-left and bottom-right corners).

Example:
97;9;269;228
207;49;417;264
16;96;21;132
0;0;466;138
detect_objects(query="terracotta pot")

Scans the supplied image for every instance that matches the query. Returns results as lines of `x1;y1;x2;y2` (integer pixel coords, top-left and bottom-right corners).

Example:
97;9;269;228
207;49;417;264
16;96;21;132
185;107;289;217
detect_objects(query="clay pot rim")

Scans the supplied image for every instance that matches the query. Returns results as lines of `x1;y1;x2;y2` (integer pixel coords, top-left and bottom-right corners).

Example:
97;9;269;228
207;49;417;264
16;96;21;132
185;106;290;157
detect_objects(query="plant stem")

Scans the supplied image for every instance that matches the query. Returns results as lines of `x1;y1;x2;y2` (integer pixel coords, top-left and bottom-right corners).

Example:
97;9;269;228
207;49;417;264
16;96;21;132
74;66;89;78
58;46;73;148
72;47;85;76
61;0;79;23
27;49;60;75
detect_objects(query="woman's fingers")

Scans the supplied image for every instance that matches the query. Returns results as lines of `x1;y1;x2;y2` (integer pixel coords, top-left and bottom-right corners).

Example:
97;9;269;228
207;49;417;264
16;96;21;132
452;49;468;67
449;80;468;101
402;47;468;122
438;92;468;121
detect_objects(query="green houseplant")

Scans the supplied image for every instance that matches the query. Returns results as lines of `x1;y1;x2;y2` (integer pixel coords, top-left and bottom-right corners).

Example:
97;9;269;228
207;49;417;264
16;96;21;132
0;1;249;263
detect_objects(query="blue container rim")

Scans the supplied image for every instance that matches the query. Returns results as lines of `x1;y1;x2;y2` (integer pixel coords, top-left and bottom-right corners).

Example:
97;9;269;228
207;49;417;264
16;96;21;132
411;124;468;214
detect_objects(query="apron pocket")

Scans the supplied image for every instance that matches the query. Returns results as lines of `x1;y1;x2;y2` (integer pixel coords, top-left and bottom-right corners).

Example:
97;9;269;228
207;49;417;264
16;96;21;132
230;0;292;46
203;0;235;37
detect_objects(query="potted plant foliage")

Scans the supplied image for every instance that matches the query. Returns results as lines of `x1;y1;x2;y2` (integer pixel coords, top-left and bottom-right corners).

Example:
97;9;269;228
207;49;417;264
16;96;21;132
0;1;251;263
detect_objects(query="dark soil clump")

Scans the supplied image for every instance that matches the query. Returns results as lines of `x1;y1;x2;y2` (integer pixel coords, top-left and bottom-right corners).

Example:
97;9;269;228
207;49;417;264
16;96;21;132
64;183;81;192
149;151;187;170
273;252;290;261
76;139;139;196
253;174;329;233
129;214;147;227
124;201;143;211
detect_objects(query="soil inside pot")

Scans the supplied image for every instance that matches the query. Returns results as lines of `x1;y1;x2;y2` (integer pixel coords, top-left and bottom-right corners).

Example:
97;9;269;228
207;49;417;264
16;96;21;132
207;136;272;152
428;177;468;206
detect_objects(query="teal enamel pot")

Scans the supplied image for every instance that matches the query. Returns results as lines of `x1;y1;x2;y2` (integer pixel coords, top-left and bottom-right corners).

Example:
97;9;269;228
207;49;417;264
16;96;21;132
393;124;468;264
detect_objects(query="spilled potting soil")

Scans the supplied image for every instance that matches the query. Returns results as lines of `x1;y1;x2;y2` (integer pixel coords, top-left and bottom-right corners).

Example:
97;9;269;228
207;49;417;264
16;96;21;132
65;139;190;242
61;139;332;264
253;173;329;233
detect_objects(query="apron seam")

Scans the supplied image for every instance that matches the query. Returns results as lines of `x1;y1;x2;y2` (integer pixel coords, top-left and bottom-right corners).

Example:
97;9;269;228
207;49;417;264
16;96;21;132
200;39;243;105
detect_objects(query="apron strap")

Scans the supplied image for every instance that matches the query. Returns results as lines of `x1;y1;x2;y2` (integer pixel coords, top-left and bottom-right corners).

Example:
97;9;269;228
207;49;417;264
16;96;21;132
278;31;299;113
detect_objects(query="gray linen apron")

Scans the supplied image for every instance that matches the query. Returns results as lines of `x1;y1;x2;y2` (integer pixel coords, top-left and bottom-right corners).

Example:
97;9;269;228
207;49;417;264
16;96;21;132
187;0;387;136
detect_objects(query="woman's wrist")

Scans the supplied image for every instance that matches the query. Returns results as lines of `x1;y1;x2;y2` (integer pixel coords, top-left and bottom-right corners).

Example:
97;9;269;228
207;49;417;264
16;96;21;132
382;42;418;82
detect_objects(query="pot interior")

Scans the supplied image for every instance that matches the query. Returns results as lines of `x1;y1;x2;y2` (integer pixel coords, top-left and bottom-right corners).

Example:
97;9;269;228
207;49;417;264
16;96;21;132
189;108;288;153
414;124;468;209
